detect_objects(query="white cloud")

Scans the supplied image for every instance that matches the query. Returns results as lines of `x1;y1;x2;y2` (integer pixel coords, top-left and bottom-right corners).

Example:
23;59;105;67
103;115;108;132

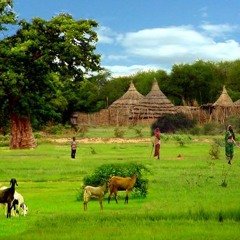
200;23;238;37
104;64;159;77
98;24;240;76
107;55;128;61
199;7;208;18
97;26;114;44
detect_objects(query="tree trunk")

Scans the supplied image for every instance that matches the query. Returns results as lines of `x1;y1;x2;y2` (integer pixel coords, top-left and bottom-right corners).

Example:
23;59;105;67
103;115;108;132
10;113;36;149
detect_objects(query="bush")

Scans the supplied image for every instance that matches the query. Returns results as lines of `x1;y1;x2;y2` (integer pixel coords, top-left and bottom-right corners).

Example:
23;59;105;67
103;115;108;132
77;163;150;201
77;126;89;137
43;123;65;134
226;115;240;134
209;142;220;160
202;123;223;135
151;113;196;134
114;127;125;138
134;127;143;137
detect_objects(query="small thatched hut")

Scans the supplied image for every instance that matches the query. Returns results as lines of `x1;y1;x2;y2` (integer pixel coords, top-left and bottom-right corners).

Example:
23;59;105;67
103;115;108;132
108;81;144;126
109;81;144;110
200;86;238;123
131;79;176;124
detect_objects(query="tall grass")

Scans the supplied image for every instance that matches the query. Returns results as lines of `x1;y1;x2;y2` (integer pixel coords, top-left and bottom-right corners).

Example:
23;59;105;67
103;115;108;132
0;132;240;239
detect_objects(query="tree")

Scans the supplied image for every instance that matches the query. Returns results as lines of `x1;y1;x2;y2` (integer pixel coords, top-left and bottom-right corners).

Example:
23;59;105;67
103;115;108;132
169;60;217;105
0;13;102;149
0;0;16;31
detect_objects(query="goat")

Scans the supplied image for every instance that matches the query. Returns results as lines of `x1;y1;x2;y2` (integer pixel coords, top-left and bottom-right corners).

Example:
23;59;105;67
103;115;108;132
108;175;137;204
0;178;18;218
0;187;28;216
83;182;108;211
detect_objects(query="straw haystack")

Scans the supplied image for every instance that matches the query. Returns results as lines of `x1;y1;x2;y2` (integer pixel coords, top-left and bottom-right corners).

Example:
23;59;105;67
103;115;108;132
131;79;176;121
109;81;144;109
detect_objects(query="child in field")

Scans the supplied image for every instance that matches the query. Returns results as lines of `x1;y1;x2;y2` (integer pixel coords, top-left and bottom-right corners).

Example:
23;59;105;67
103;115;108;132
71;137;77;159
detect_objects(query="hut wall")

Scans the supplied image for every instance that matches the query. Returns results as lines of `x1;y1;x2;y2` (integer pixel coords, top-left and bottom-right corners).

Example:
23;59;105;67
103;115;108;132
210;106;240;123
109;108;132;126
71;109;110;126
71;106;240;127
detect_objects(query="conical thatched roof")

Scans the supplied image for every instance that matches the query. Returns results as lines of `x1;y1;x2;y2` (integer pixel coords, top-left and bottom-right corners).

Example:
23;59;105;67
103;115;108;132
131;79;176;118
109;81;144;109
213;86;234;107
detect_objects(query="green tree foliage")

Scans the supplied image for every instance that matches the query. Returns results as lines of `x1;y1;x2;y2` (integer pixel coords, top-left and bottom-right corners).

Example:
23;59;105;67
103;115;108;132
0;0;17;31
169;60;218;105
0;11;102;146
0;15;101;118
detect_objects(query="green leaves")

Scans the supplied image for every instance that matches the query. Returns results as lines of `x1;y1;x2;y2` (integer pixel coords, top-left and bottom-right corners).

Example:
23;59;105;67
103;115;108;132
0;12;102;127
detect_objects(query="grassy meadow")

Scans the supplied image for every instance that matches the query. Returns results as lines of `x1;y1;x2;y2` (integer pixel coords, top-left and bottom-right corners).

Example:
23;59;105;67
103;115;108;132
0;126;240;240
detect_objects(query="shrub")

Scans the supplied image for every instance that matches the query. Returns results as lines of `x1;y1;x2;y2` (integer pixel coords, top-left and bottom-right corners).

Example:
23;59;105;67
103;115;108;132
77;126;89;137
226;115;240;134
77;163;150;201
114;127;125;138
202;123;223;135
209;142;220;160
151;113;196;134
134;127;143;137
43;123;65;134
189;125;203;135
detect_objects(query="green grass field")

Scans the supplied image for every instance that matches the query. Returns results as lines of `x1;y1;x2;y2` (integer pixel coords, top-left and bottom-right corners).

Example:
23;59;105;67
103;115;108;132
0;128;240;240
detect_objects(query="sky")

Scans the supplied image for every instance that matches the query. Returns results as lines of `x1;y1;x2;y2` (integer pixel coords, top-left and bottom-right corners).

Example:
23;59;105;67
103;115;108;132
8;0;240;77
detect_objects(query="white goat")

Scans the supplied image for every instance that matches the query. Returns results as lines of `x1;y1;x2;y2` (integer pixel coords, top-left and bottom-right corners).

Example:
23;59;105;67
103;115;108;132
83;182;108;211
0;186;28;216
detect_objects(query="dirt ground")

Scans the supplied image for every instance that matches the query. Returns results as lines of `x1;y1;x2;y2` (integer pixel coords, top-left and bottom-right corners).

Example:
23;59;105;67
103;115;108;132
51;137;151;144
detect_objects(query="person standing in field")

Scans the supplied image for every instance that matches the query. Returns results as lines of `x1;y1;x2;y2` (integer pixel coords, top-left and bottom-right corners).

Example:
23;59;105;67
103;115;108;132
225;125;235;165
154;128;161;159
71;137;77;159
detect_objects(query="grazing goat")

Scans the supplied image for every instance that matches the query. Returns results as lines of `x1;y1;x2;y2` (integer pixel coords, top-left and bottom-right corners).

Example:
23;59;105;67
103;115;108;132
108;175;137;204
0;178;18;218
0;187;28;216
83;182;108;211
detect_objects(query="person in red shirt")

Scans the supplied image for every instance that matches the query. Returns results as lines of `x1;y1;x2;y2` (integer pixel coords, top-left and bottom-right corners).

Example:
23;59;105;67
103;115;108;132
154;128;161;159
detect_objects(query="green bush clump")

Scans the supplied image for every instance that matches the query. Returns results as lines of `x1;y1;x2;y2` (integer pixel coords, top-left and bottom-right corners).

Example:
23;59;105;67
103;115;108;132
209;142;220;160
78;163;150;201
114;127;125;138
202;122;223;135
134;127;143;137
0;134;9;141
151;113;196;133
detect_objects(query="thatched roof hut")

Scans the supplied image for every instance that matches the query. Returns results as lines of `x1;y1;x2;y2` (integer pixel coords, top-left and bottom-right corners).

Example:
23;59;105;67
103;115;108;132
234;99;240;106
213;85;234;106
109;81;144;109
108;81;144;126
200;86;236;123
131;79;176;121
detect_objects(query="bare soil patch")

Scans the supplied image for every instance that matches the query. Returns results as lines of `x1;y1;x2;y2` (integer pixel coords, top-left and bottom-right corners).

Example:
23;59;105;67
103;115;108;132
50;137;151;144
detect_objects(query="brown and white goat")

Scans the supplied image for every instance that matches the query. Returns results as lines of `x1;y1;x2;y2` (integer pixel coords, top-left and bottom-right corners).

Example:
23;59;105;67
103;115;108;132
83;182;108;211
108;175;137;204
0;178;18;218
